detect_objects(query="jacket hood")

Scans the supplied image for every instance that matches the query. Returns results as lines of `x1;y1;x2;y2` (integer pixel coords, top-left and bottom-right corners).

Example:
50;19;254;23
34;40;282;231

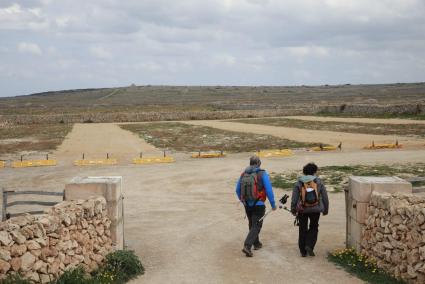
297;176;322;185
244;166;260;174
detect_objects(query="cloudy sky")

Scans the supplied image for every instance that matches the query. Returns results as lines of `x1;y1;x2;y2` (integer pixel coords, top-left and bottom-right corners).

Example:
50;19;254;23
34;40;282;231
1;0;425;97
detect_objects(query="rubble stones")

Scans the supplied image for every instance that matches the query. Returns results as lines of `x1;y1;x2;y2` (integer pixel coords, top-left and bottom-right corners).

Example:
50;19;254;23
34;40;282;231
0;197;113;281
362;192;425;284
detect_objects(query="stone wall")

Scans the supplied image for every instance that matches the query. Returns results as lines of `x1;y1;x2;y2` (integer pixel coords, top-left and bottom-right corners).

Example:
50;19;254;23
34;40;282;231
0;197;113;283
318;103;425;116
0;109;306;124
361;192;425;283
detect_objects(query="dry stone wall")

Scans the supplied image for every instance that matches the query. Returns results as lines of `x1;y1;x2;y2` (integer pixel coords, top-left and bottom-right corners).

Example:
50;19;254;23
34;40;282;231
319;103;425;116
0;109;306;124
361;192;425;283
0;197;113;283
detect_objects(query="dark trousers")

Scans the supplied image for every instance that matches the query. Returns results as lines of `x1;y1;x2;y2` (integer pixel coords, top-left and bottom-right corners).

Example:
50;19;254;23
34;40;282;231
298;212;320;253
244;205;265;248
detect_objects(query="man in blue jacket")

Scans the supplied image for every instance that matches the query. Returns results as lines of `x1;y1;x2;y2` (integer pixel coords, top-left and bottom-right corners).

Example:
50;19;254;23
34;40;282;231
236;156;276;257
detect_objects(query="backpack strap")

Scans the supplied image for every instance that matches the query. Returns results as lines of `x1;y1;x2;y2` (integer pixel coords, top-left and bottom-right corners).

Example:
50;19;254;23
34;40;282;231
256;169;265;192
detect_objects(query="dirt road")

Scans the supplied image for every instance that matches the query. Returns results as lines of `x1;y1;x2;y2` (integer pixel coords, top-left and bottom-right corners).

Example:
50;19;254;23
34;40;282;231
284;116;425;125
2;122;425;283
184;120;424;150
56;123;161;160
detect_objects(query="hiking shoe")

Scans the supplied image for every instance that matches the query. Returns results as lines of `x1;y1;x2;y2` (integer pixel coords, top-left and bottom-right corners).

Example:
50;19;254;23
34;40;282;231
242;246;253;257
305;246;315;257
253;242;263;250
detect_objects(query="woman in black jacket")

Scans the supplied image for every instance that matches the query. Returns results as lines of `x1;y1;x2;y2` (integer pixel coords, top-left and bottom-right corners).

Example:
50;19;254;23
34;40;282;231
291;163;329;257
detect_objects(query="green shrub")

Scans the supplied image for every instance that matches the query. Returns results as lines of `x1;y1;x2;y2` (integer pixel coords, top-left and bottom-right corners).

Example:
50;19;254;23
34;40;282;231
328;248;406;284
52;266;90;284
96;250;144;283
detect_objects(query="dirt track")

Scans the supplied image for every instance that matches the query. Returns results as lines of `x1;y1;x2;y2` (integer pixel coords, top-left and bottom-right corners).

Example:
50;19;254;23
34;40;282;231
184;120;424;150
2;122;425;283
56;123;161;160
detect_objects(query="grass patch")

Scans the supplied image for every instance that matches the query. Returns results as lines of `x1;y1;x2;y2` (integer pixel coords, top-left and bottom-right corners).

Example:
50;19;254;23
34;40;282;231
120;122;319;152
0;123;73;154
1;250;144;284
271;163;425;192
328;248;406;284
270;172;298;190
234;118;425;137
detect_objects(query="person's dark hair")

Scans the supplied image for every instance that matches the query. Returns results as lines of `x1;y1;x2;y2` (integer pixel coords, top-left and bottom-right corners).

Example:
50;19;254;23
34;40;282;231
249;155;261;166
303;163;318;175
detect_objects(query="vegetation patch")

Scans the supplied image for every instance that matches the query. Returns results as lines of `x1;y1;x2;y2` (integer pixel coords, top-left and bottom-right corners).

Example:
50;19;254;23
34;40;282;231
270;163;425;192
120;122;319;152
0;250;144;284
234;118;425;137
328;248;406;284
0;123;73;155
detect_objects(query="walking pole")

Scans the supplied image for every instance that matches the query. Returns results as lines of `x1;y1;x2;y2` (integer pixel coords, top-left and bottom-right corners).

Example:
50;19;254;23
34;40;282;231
258;209;273;223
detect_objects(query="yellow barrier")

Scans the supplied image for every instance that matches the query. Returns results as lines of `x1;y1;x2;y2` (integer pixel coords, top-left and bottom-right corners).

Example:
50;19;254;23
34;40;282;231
191;152;226;158
133;156;175;164
74;159;118;166
363;144;402;150
0;161;5;168
310;146;337;152
11;160;57;168
256;149;293;158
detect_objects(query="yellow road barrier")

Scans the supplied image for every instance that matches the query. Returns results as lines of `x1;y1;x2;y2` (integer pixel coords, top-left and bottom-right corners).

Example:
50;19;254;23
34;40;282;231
363;143;402;150
310;146;337;152
191;151;226;158
74;159;118;166
256;149;293;158
133;156;175;164
12;160;57;168
0;161;5;168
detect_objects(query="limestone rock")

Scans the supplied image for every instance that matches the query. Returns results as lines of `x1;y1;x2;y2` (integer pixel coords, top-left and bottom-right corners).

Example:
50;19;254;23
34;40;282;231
10;230;26;244
24;271;40;282
27;240;42;250
39;273;52;284
11;244;27;256
0;231;13;246
21;251;36;271
10;256;21;271
0;249;11;261
0;259;11;273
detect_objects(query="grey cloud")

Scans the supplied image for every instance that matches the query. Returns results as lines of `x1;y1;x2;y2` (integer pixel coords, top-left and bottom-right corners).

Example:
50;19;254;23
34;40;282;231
0;0;424;97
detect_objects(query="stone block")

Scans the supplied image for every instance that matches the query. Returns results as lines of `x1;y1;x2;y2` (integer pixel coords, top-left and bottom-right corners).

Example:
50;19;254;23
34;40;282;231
372;177;412;195
64;176;122;202
106;198;123;221
349;177;372;202
349;176;412;203
347;215;351;235
350;201;369;224
349;217;363;248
